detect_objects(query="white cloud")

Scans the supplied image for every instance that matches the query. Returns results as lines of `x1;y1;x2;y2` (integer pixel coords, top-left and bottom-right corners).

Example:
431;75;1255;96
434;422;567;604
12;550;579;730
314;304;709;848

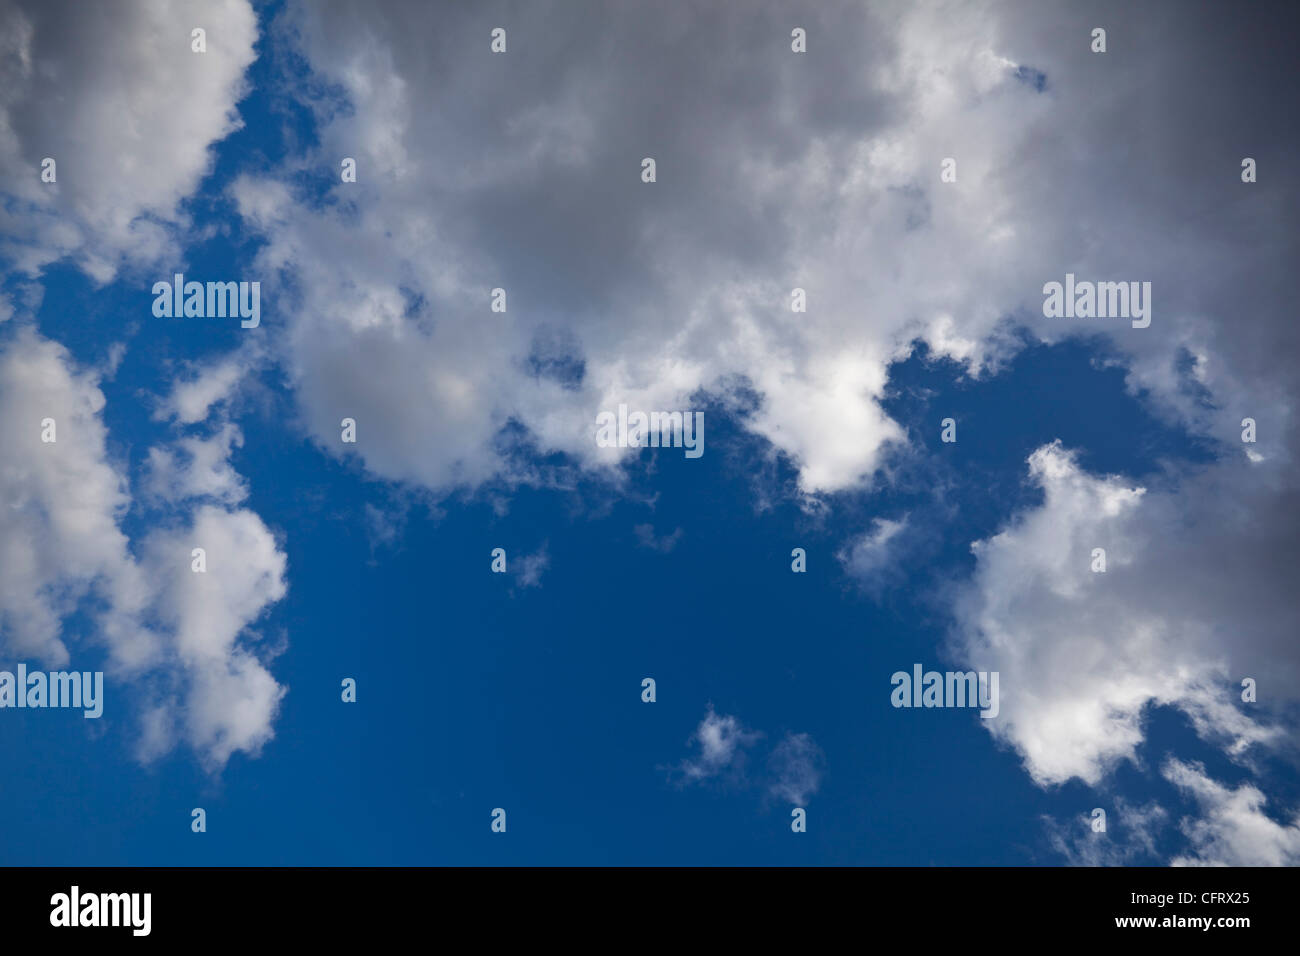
363;499;409;556
513;544;550;589
135;504;286;767
673;707;824;805
633;523;683;553
677;706;763;784
955;442;1290;788
1044;800;1168;867
1165;760;1300;867
839;516;907;584
155;354;250;425
0;0;258;279
144;423;248;505
0;326;139;666
219;0;1294;519
766;732;825;805
0;327;287;769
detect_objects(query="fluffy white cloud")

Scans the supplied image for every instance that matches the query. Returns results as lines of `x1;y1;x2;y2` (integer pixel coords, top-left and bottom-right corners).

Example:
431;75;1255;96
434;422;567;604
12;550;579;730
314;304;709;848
955;442;1292;787
0;0;284;762
0;327;287;768
155;353;251;425
144;422;248;505
135;504;286;766
0;0;258;279
0;327;140;666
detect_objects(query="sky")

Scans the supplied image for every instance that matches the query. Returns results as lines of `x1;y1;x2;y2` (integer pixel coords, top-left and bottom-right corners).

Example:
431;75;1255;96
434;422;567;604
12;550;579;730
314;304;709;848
0;0;1298;866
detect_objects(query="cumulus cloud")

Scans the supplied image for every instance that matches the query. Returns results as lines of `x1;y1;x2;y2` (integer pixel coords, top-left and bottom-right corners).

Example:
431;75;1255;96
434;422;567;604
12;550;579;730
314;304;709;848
0;327;287;769
0;6;290;766
134;504;286;766
0;0;258;279
232;0;1295;506
225;0;1016;494
955;441;1290;788
0;326;140;666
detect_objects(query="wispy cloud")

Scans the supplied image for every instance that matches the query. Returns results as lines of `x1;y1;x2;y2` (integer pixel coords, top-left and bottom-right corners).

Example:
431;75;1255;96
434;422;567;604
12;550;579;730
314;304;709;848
1165;759;1300;867
634;523;683;553
766;732;825;805
670;706;823;806
675;706;763;785
514;544;550;589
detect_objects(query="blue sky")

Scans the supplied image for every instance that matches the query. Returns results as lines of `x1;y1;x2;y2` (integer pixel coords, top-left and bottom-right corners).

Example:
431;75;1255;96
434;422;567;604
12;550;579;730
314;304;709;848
1;0;1298;866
